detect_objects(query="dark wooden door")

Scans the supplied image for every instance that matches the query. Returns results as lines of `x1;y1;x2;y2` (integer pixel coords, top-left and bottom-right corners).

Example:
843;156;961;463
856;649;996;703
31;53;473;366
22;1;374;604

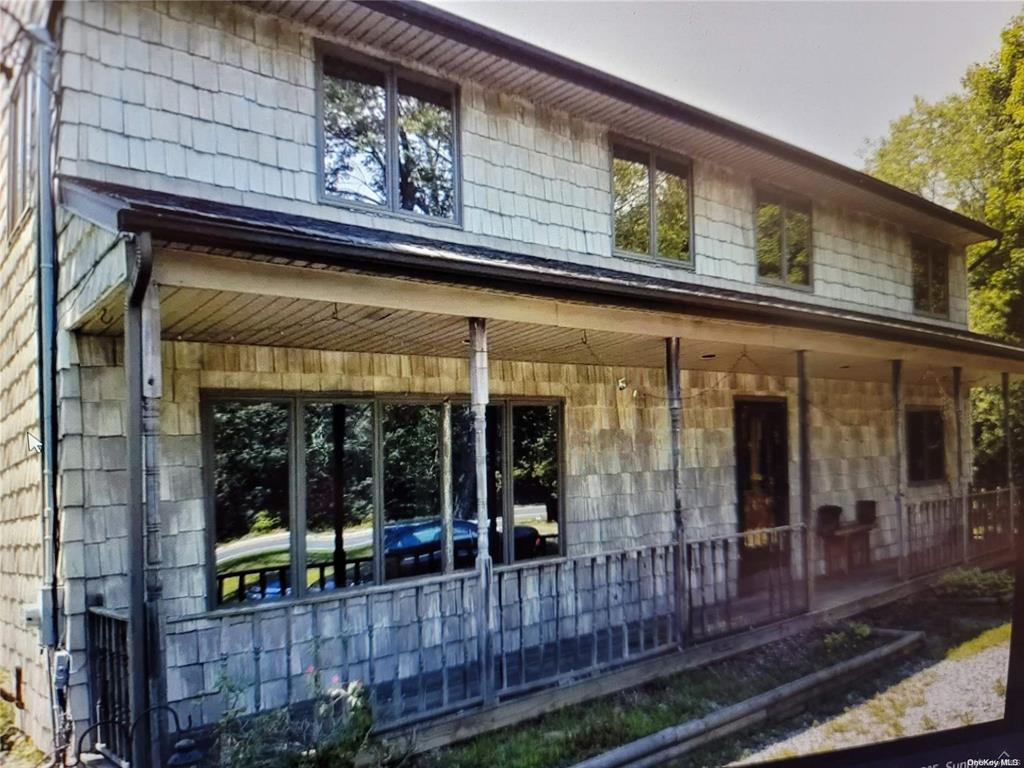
735;400;790;581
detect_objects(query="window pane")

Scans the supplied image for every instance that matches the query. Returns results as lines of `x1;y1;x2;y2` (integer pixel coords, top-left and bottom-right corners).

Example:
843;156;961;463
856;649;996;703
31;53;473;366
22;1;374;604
756;200;783;280
930;249;949;315
785;206;811;285
912;244;931;312
511;405;560;560
322;61;388;206
655;166;690;261
396;79;456;219
925;410;945;481
382;403;443;579
614;152;651;254
212;401;291;604
304;402;374;592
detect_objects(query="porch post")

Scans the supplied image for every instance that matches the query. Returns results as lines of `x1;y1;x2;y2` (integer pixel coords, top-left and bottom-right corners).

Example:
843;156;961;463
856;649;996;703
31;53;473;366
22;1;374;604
797;351;813;607
892;359;908;581
125;232;166;765
665;338;688;643
953;367;969;562
469;318;495;702
1003;372;1015;527
440;399;454;573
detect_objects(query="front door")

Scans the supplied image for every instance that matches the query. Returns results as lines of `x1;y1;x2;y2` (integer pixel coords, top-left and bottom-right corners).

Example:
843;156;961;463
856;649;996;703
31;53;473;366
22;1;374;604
734;400;790;580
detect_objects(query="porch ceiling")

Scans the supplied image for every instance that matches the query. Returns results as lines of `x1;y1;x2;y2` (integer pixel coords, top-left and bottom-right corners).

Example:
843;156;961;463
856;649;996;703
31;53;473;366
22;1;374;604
78;282;982;386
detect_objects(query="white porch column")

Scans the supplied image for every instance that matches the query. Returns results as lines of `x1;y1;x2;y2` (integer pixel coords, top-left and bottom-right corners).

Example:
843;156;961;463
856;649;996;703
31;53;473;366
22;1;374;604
469;318;495;702
892;359;908;581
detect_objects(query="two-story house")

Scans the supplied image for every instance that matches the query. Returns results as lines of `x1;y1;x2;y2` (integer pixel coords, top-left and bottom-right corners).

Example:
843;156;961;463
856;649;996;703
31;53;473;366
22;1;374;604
1;2;1021;764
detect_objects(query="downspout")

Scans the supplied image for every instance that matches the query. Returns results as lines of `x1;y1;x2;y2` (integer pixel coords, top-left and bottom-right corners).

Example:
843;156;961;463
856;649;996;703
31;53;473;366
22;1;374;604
24;22;63;756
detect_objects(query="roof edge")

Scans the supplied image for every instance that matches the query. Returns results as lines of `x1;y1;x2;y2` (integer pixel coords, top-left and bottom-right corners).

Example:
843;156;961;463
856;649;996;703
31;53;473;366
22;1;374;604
60;176;1024;367
359;0;1000;242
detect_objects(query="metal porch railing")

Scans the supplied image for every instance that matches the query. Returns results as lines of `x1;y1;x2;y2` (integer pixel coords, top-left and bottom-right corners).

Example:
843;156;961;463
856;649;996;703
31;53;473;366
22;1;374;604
87;606;131;766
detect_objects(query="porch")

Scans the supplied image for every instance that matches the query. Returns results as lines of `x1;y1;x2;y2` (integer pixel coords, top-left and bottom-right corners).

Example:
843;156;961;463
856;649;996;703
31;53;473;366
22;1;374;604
67;239;1024;763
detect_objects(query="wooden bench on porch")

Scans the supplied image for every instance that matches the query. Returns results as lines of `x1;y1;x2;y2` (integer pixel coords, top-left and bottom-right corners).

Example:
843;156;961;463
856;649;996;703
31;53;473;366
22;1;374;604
819;501;877;577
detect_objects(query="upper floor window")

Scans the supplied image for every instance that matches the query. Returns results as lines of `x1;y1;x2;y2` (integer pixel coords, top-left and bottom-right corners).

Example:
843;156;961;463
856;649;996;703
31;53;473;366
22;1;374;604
907;408;945;483
320;54;457;221
911;237;949;317
8;70;37;233
612;143;692;263
756;189;811;288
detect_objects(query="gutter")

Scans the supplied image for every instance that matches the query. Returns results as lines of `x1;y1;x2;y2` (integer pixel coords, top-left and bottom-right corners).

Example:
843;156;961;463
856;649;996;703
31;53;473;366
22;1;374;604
112;205;1024;366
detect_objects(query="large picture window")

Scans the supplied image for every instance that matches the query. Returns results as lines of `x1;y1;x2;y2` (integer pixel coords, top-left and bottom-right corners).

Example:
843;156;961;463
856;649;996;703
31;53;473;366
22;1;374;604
207;395;562;605
321;53;457;221
755;188;812;287
911;236;950;316
907;408;945;483
612;143;692;263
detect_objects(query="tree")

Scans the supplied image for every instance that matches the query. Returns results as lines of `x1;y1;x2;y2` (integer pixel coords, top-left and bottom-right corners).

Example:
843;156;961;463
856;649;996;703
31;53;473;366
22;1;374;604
862;12;1024;486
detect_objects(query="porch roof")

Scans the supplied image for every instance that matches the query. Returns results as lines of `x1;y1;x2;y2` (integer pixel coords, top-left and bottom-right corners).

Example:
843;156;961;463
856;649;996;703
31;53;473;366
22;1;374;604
61;176;1024;381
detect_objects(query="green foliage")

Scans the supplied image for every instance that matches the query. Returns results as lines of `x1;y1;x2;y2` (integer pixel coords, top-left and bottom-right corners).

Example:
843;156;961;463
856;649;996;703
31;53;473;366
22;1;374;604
945;621;1011;661
412;628;883;768
934;567;1014;599
863;13;1024;483
822;622;873;657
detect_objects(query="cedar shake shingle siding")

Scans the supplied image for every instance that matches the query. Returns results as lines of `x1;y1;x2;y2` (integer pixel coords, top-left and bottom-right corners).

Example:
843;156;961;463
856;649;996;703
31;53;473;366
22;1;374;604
57;1;969;329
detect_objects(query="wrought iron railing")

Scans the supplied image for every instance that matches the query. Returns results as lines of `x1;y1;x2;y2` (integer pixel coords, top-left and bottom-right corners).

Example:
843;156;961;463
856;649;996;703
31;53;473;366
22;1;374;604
493;543;678;699
907;496;964;577
684;524;809;642
87;607;131;766
968;487;1016;560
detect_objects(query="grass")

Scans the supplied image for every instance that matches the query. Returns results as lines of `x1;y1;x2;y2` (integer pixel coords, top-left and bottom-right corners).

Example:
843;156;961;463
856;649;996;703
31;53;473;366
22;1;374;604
410;625;883;768
0;671;46;768
945;622;1012;661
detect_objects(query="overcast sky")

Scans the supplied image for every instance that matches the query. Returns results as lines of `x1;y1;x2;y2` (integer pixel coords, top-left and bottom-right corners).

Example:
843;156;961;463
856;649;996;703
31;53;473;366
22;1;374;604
429;1;1018;170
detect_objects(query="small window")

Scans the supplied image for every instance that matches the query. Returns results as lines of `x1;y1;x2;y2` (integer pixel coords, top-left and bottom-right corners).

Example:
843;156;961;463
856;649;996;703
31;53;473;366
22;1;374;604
321;54;456;220
8;70;37;233
907;408;945;483
756;190;811;287
612;144;692;262
911;237;950;316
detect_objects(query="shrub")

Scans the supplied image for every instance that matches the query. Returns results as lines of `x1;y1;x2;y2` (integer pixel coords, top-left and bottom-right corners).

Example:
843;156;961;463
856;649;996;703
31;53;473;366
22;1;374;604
823;622;873;657
213;669;410;768
934;568;1013;599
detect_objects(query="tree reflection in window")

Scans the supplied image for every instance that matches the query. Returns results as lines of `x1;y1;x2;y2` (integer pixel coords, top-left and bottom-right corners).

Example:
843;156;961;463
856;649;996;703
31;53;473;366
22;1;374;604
756;191;811;287
322;57;455;220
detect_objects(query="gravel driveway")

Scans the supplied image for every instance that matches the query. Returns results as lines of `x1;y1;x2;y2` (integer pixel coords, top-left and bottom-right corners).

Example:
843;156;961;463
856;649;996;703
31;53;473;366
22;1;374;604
734;627;1010;764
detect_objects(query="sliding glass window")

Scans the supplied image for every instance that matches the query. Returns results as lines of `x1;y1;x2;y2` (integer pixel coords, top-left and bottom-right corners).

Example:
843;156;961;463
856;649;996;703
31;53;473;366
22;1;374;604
206;395;562;606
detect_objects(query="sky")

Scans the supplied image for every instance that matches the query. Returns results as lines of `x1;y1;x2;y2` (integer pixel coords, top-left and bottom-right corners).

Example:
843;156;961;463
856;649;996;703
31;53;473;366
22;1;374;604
429;1;1018;170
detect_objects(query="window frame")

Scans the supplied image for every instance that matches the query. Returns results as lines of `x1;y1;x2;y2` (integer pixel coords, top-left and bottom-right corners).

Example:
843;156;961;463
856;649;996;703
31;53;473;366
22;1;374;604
753;185;814;291
610;137;695;267
202;390;565;611
7;67;36;241
315;42;463;228
905;406;947;485
910;235;951;319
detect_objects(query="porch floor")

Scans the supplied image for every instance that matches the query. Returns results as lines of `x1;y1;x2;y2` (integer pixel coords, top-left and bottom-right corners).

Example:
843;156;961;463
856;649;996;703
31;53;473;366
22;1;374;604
811;559;901;613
